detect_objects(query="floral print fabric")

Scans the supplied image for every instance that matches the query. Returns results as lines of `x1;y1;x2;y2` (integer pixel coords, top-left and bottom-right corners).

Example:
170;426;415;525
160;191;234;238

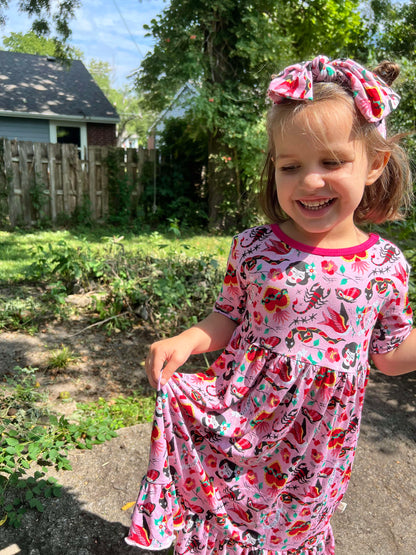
267;55;400;137
126;225;412;554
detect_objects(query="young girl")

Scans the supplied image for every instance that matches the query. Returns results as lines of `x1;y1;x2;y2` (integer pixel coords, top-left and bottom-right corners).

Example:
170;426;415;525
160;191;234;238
126;55;416;554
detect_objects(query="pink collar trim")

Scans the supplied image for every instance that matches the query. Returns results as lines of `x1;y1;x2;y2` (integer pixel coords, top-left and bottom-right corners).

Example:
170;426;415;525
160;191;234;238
271;224;380;256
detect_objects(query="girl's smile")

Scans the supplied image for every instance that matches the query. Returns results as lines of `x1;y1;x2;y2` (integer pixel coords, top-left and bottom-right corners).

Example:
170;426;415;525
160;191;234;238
273;100;387;248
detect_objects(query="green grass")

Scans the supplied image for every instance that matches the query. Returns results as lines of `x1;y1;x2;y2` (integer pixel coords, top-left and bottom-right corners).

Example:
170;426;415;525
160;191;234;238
0;226;232;284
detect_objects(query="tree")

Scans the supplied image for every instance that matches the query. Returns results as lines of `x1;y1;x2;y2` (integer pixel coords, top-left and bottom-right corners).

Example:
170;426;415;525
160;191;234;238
137;0;368;228
1;30;83;58
87;59;154;147
0;0;80;57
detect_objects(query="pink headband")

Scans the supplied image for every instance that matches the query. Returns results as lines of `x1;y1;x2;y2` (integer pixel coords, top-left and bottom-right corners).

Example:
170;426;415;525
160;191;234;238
267;55;400;137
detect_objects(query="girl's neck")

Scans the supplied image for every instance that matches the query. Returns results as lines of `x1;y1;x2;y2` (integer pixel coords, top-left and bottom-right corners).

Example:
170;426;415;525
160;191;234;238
279;220;369;250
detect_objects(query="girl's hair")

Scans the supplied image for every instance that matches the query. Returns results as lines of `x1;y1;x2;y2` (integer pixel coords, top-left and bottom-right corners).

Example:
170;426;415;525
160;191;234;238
259;60;413;225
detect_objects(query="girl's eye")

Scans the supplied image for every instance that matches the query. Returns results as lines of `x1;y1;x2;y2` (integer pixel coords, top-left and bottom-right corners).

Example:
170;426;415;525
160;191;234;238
323;159;345;167
279;164;299;172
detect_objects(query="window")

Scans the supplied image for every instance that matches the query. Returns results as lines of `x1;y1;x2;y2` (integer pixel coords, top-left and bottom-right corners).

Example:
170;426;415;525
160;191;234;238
57;126;81;147
50;121;87;158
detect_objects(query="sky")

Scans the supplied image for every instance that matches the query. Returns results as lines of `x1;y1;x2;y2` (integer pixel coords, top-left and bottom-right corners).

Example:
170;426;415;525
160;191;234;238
2;0;167;88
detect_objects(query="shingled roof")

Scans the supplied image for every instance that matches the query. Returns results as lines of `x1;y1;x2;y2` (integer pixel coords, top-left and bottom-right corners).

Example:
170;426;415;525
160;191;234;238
0;51;119;123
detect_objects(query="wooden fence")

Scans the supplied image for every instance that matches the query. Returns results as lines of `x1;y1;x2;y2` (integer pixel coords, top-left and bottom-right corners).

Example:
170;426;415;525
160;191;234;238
0;139;154;226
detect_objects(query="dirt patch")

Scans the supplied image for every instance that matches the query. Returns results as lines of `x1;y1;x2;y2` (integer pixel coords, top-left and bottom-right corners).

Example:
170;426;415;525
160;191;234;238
0;317;415;554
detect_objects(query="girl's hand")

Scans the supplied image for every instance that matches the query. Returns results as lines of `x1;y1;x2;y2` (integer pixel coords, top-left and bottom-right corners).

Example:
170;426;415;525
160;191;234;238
144;312;238;388
145;335;193;388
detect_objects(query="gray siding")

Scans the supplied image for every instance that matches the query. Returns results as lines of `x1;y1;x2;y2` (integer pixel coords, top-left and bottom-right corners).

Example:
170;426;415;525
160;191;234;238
0;116;50;142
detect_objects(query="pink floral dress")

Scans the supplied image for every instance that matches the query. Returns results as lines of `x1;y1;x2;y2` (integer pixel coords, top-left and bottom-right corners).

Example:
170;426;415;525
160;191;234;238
126;224;412;554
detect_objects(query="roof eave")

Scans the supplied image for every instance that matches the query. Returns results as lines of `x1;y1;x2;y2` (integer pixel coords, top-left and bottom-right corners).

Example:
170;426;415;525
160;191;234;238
0;110;120;124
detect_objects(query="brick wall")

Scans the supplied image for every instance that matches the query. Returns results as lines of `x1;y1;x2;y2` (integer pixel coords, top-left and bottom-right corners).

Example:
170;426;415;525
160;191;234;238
87;123;117;146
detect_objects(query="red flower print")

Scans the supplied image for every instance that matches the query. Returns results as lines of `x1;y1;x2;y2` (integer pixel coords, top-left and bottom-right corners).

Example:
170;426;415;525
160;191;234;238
270;534;283;546
205;455;217;468
268;268;284;281
281;448;291;464
300;507;311;517
287;519;311;537
184;477;196;491
311;449;323;464
321;259;338;275
253;311;262;325
264;462;288;489
325;347;341;362
246;469;257;485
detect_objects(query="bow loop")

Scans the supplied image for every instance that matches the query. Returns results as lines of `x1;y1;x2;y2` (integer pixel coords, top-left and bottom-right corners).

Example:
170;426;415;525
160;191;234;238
268;55;400;137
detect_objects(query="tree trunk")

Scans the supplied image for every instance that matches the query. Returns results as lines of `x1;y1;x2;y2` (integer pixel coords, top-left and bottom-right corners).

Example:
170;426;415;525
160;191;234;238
207;132;236;230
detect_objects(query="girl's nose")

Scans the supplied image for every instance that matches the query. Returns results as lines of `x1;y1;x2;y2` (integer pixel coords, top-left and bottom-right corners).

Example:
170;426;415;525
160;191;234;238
302;170;326;189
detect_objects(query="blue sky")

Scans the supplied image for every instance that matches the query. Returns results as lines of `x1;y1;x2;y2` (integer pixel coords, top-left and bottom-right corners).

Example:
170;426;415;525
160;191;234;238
2;0;167;88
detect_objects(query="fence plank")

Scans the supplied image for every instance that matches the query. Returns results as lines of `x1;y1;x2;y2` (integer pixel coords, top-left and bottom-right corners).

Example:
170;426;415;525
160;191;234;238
2;139;152;227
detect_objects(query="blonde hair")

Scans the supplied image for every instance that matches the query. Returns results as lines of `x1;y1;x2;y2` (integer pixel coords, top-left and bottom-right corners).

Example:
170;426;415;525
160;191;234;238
259;61;413;225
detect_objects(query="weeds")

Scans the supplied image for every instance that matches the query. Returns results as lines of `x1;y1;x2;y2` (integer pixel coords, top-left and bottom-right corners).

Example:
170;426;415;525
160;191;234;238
0;366;155;528
16;235;225;336
45;345;79;371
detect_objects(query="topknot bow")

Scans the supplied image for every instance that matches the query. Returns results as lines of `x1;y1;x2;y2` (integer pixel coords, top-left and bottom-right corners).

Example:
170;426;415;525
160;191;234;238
268;55;400;137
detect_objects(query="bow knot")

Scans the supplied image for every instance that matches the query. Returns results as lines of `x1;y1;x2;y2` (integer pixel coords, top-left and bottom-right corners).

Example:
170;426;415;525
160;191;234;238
268;56;400;137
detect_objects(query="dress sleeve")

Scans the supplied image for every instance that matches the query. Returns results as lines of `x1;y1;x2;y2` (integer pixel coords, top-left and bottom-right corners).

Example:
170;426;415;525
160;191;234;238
213;234;247;324
370;258;414;354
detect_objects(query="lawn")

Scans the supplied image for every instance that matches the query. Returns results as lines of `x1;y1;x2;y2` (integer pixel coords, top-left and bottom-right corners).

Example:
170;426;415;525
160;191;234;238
0;226;232;283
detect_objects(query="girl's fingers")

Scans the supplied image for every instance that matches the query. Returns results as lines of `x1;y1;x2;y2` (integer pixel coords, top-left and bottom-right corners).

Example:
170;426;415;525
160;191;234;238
145;350;162;389
145;346;189;388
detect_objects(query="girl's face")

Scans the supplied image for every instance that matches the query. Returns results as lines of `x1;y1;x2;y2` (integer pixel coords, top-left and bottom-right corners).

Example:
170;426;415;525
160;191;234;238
273;100;387;248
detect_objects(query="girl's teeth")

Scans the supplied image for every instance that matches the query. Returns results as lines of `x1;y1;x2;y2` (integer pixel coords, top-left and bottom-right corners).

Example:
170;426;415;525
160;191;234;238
300;199;332;210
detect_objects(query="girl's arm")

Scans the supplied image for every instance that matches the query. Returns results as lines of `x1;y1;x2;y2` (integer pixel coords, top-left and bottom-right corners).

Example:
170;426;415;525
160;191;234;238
371;328;416;376
145;312;238;388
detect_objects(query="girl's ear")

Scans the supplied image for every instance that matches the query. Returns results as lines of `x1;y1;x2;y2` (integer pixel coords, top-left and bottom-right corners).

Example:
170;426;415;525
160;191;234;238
366;152;390;186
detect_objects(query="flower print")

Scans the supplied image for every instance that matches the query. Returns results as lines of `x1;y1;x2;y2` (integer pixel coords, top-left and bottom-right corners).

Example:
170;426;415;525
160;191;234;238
268;268;284;281
246;469;257;485
253;311;263;325
321;259;338;275
325;347;341;363
311;449;323;464
281;447;291;464
205;454;217;468
300;507;311;517
306;263;316;279
218;421;231;435
270;534;283;546
215;355;226;370
184;477;196;491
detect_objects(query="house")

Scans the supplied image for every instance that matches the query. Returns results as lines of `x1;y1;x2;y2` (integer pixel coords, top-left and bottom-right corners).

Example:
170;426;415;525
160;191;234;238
0;51;119;153
147;82;199;149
